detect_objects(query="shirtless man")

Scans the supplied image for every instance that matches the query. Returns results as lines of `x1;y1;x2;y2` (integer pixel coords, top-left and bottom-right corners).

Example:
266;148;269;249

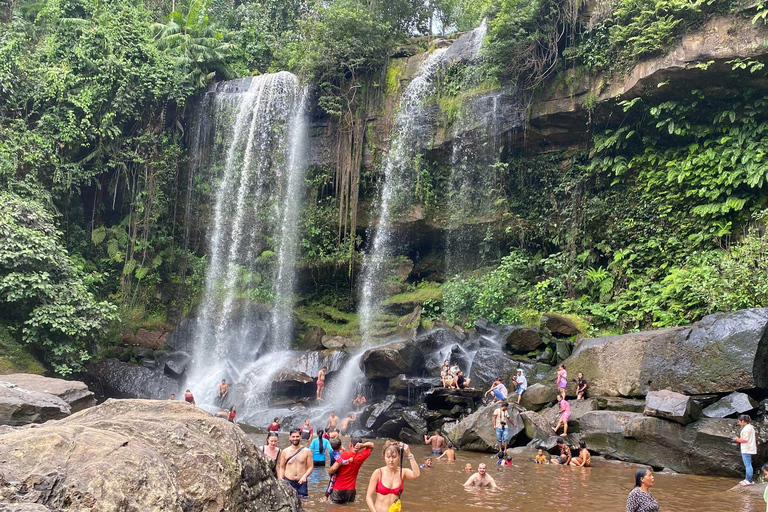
463;463;497;488
424;430;446;456
437;441;456;461
340;413;357;435
352;394;367;407
316;367;327;401
278;429;313;498
217;379;228;405
327;412;339;431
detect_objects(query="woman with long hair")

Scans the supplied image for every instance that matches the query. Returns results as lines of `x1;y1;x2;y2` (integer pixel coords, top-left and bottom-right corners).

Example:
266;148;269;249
260;431;281;475
365;441;420;512
626;468;659;512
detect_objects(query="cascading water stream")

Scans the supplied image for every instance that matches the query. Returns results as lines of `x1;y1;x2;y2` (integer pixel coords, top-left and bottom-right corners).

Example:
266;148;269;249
359;48;448;343
185;72;308;410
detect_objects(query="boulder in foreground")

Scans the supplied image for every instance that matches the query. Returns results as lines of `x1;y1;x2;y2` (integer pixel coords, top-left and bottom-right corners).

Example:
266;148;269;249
1;373;95;413
0;399;302;511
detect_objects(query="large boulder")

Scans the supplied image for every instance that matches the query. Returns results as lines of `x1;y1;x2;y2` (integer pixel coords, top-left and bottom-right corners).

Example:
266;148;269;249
519;383;558;411
703;392;759;418
563;308;768;396
469;348;515;392
360;340;424;379
0;381;70;426
521;410;552;441
292;350;346;377
1;374;95;413
298;326;326;350
365;394;400;429
321;335;354;350
447;403;524;452
580;410;768;476
644;390;702;425
270;370;315;399
541;313;581;337
162;350;191;378
0;399;301;511
422;388;485;413
87;359;178;400
504;327;543;353
595;396;646;413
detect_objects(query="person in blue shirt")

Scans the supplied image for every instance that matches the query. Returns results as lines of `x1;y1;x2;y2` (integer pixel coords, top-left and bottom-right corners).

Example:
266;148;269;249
310;429;332;467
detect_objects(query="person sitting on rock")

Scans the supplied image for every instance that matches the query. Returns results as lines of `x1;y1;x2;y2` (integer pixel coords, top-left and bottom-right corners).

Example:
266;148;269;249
571;441;590;467
485;378;508;404
441;361;454;388
217;379;228;405
184;389;195;406
576;373;588;400
215;405;236;424
551;438;571;465
456;371;474;390
463;463;497;488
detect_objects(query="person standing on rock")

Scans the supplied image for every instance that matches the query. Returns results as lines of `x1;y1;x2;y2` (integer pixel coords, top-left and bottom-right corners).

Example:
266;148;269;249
424;430;446;455
626;468;658;512
553;395;571;436
184;389;195;406
556;365;567;400
492;402;511;453
328;436;375;504
576;373;588;400
217;379;228;405
278;429;313;498
463;463;497;488
514;369;527;405
316;366;327;401
734;414;757;486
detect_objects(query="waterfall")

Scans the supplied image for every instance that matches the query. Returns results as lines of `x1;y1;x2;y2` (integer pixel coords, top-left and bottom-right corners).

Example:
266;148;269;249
186;72;307;408
358;48;447;343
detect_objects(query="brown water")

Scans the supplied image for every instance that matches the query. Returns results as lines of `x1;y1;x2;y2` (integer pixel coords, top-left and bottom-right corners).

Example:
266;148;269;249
253;436;763;512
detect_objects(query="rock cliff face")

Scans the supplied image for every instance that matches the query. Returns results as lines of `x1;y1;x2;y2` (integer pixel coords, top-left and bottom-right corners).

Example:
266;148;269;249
0;399;302;512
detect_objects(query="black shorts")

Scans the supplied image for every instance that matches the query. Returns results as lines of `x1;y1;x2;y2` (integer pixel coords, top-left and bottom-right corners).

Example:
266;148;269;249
284;478;308;498
313;460;326;467
330;489;356;503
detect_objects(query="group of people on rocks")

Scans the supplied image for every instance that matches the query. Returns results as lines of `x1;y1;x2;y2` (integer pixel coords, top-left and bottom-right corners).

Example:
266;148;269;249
168;380;238;423
440;360;474;390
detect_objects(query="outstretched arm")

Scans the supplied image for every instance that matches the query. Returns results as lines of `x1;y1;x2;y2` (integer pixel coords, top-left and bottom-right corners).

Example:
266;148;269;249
463;474;477;487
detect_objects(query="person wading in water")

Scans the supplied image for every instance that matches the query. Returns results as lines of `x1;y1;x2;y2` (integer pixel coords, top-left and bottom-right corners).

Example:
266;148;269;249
278;429;313;498
365;441;420;512
423;430;447;456
463;463;497;488
260;431;281;475
327;436;375;504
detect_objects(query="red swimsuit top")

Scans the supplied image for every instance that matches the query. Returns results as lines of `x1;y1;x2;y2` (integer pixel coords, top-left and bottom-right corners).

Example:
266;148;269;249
375;471;403;496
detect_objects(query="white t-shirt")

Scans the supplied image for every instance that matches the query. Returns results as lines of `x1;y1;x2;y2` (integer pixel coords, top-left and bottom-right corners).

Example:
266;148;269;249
740;424;757;455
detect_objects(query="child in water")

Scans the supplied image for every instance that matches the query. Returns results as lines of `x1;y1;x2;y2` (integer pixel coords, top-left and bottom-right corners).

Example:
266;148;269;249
420;457;433;468
496;451;512;466
535;448;548;464
464;463;473;472
324;437;347;501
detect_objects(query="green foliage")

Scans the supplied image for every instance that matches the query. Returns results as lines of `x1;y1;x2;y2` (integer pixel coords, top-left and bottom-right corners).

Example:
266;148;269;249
0;325;46;375
0;190;117;375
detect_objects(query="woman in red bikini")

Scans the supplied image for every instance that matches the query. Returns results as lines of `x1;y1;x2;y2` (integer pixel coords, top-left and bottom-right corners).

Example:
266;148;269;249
365;441;420;512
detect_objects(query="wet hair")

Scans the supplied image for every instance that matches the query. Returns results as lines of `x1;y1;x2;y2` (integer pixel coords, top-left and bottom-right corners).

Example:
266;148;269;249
273;417;279;422
383;440;401;457
229;406;236;412
424;456;432;461
317;430;325;453
579;441;587;449
350;436;363;447
634;468;651;487
556;438;565;445
330;438;342;451
266;431;278;442
289;428;301;436
185;389;190;392
446;441;454;449
221;379;226;383
738;414;752;423
497;451;504;459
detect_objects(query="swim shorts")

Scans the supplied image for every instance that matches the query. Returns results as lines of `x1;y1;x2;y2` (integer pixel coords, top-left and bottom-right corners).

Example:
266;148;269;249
492;389;507;401
330;489;356;503
496;428;509;443
431;449;443;455
284;478;308;498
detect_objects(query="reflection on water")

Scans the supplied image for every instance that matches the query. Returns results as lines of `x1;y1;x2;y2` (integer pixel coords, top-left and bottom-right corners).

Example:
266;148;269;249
250;436;763;512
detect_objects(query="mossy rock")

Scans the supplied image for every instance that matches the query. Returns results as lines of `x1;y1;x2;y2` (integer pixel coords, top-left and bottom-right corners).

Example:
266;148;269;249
0;326;45;375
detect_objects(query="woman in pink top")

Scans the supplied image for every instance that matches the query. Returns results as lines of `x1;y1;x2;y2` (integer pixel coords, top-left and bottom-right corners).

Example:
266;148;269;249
556;365;567;399
553;395;571;436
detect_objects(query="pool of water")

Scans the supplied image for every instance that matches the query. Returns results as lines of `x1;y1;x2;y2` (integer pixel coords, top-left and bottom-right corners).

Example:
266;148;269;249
249;434;763;512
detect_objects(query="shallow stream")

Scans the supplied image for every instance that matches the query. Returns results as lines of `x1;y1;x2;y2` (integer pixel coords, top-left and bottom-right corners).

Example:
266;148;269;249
250;435;763;512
